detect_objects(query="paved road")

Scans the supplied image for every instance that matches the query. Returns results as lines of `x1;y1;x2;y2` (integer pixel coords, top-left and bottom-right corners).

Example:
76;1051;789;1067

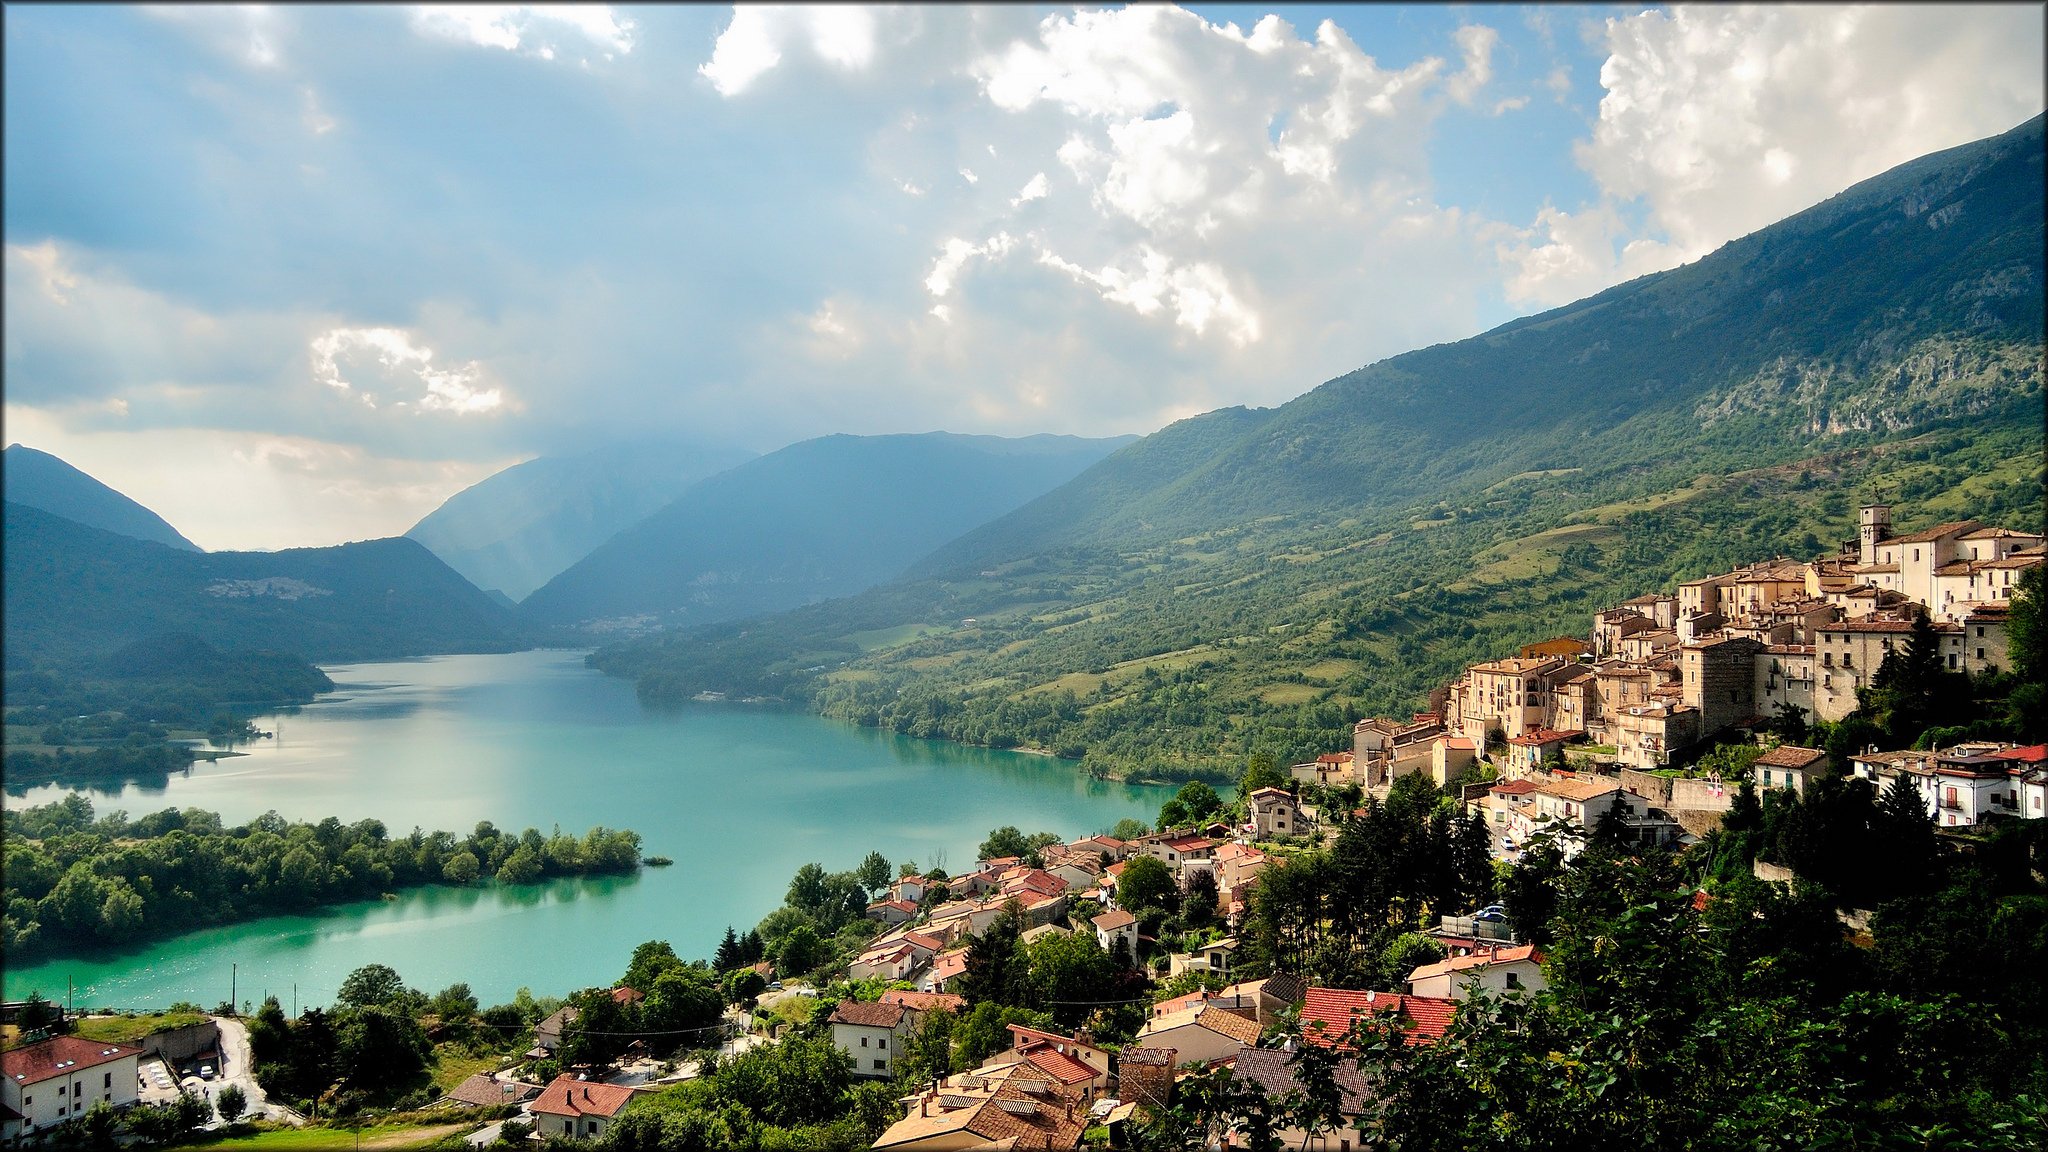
209;1016;301;1126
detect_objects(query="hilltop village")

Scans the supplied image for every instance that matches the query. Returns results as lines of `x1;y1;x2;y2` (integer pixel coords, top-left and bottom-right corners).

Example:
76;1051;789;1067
5;497;2043;1150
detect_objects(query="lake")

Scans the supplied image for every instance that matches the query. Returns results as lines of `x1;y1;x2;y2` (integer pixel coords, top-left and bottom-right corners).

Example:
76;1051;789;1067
3;650;1173;1010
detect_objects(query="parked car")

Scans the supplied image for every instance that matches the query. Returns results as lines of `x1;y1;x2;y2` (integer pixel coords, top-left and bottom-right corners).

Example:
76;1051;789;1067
198;1064;215;1080
1473;905;1509;923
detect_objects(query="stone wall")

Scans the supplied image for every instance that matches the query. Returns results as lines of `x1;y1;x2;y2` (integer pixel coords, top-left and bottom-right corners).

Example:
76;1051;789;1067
1670;778;1734;812
1619;769;1673;806
141;1020;220;1062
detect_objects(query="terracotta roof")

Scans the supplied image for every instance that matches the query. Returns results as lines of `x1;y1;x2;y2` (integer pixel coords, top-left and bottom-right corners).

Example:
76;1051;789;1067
445;1073;540;1107
829;1000;908;1029
1754;745;1826;770
1118;1046;1175;1067
1092;909;1137;930
530;1076;638;1119
1163;834;1215;852
1533;777;1624;803
1232;1046;1374;1115
1142;1003;1262;1045
1300;988;1457;1048
1888;520;1981;545
3;1037;142;1086
1490;780;1538;796
1022;1046;1099;1086
930;951;969;980
609;986;644;1005
880;990;967;1014
1408;944;1543;982
1440;735;1476;750
873;1081;1087;1150
1507;727;1581;746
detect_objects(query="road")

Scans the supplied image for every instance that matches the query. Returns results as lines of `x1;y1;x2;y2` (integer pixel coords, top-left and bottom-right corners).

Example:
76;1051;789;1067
206;1016;302;1126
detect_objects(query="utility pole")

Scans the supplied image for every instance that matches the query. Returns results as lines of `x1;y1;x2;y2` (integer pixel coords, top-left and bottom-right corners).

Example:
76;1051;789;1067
230;964;237;1016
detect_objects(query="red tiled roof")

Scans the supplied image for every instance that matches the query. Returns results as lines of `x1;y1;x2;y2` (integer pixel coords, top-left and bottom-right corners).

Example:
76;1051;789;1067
1888;520;1981;545
1507;728;1581;746
1092;909;1137;930
2;1037;142;1086
1490;780;1539;796
1754;745;1825;770
1023;1046;1100;1085
609;986;644;1005
880;990;967;1014
829;1000;908;1029
1301;988;1456;1048
530;1076;638;1119
1408;944;1543;981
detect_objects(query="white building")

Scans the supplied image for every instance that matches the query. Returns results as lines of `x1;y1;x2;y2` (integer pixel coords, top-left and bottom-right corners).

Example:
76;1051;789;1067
1;1037;142;1143
828;1000;909;1078
1407;944;1547;1001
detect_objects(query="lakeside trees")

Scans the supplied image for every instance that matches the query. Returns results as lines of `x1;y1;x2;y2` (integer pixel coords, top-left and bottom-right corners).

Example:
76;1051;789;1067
2;797;643;957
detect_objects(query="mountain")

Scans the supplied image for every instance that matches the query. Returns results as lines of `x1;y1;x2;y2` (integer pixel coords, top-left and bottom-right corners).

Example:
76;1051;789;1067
3;444;201;552
916;113;2046;574
405;438;758;601
518;432;1137;631
4;501;528;664
594;115;2045;779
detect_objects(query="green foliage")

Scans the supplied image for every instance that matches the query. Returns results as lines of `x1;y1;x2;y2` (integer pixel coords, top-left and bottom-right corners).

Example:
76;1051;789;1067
1;797;643;960
214;1083;247;1124
1115;854;1178;917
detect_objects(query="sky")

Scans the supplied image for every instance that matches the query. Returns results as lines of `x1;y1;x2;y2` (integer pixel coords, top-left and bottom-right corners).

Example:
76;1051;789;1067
4;4;2042;552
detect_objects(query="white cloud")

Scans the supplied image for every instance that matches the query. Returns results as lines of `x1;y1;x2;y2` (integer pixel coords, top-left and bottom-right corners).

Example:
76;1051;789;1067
309;327;507;414
410;4;635;59
301;86;338;135
1446;24;1498;105
959;167;979;184
700;5;879;95
1011;172;1048;206
1502;3;2045;305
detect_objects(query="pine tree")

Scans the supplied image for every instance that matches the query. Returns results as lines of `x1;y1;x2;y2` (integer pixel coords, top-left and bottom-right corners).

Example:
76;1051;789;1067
713;926;742;972
1875;773;1938;895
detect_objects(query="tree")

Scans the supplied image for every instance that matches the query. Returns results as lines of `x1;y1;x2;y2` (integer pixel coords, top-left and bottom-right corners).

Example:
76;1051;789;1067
895;1006;958;1084
776;924;830;977
958;906;1031;1007
495;843;542;885
723;968;767;1006
1116;854;1177;916
1110;818;1150;841
442;850;480;885
1184;869;1222;928
857;851;892;895
336;964;410;1010
1026;932;1120;1028
978;826;1031;861
214;1084;247;1124
1176;780;1223;821
1241;752;1290;794
645;968;723;1046
623;940;684;992
712;927;744;972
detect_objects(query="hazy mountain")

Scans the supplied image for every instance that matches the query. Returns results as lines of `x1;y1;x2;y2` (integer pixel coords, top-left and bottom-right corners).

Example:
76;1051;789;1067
406;438;758;600
3;444;201;552
594;115;2044;776
519;432;1136;631
4;501;528;664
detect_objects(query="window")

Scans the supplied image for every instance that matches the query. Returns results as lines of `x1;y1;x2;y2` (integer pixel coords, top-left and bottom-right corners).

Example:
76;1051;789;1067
587;1121;599;1137
874;1059;887;1070
860;1036;869;1047
105;1073;112;1089
1977;626;1986;637
878;1038;887;1050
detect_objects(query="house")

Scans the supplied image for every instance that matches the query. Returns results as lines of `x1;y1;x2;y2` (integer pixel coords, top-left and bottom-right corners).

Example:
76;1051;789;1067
873;1070;1087;1150
607;986;644;1008
890;875;929;904
1246;787;1305;837
1431;735;1477;786
1115;1047;1177;1111
1299;988;1457;1049
439;1072;540;1109
1142;833;1217;869
1752;745;1826;795
1504;728;1580;773
1229;1045;1376;1151
1292;750;1356;786
849;933;939;982
1201;973;1308;1028
1211;842;1269;899
1167;936;1239;979
529;1077;639;1143
532;1004;579;1058
1850;743;2045;827
1091;908;1138;958
998;1025;1113;1096
1133;1002;1263;1066
866;898;920;926
1508;778;1651;843
1;1036;143;1143
1455;656;1568;744
922;949;969;993
829;1000;910;1079
1407;944;1547;1000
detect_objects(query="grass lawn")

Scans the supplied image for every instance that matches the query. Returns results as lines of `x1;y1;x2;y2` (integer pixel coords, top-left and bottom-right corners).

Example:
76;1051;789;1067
73;1011;209;1044
184;1122;474;1150
429;1049;503;1093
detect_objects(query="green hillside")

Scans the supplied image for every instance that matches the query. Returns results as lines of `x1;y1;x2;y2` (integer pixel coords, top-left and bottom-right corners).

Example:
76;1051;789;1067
3;501;529;665
593;117;2045;782
2;444;201;552
519;432;1135;632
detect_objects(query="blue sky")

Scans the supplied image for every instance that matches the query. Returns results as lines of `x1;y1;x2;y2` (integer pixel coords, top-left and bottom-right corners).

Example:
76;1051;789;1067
5;4;2042;550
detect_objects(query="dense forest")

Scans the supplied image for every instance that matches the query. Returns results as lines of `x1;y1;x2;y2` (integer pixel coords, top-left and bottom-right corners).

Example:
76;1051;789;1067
1;797;643;958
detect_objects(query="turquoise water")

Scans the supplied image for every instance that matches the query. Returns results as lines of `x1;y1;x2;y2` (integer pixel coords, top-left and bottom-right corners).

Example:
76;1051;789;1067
3;650;1170;1010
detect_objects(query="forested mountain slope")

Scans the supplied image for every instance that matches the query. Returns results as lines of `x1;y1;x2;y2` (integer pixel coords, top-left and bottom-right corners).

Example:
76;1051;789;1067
2;444;201;552
4;501;528;664
594;116;2046;780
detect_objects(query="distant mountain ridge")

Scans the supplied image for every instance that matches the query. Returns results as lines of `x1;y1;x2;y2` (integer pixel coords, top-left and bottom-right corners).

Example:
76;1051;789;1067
3;444;201;552
519;432;1136;631
406;438;758;600
4;500;527;664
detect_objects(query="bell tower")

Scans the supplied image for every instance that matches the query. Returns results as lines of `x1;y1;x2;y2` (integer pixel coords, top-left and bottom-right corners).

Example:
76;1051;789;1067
1859;503;1892;566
